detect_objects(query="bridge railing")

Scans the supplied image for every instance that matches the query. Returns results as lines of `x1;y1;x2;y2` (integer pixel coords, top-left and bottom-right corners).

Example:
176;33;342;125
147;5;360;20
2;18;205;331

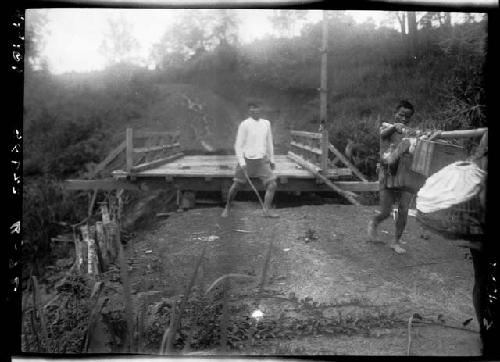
126;128;184;173
288;129;329;172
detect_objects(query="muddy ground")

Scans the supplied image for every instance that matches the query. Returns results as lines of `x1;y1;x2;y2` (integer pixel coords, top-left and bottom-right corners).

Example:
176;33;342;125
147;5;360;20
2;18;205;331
21;201;481;356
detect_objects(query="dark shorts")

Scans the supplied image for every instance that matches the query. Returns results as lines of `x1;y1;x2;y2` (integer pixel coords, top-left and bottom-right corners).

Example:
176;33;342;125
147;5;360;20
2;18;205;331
234;158;276;186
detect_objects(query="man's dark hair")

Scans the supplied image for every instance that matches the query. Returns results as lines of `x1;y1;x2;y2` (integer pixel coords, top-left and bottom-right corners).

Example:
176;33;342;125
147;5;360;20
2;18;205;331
396;100;414;113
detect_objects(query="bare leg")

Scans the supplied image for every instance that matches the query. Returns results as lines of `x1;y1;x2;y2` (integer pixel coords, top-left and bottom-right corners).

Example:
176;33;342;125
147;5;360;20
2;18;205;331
221;181;242;217
368;189;394;241
391;190;413;253
471;248;488;352
263;180;278;218
395;194;412;240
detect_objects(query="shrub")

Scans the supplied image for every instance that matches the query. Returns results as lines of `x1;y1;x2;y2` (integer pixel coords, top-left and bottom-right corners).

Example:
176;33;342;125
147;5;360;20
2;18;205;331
22;176;87;268
25;116;108;179
330;116;380;180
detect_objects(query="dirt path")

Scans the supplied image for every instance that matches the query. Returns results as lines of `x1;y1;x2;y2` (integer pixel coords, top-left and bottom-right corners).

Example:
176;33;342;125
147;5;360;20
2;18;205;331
126;202;480;356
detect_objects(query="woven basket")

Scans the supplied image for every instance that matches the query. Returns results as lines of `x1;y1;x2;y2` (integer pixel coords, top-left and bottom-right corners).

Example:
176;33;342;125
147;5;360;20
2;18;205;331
411;139;466;177
416;195;484;242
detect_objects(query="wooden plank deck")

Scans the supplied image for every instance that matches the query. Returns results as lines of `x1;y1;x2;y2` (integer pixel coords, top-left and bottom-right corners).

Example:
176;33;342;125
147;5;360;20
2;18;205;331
133;155;352;179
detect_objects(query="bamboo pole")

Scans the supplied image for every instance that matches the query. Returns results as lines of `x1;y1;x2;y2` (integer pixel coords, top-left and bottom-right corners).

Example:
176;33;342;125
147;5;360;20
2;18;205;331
430;128;487;140
101;202;116;262
90;224;106;275
89;225;100;278
88;189;98;217
95;222;109;271
73;227;83;274
80;225;90;274
329;143;369;182
87;140;127;179
288;152;361;205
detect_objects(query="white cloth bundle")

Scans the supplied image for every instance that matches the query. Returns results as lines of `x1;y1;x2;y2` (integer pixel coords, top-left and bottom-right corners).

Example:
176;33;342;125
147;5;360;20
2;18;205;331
406;137;418;154
416;161;485;214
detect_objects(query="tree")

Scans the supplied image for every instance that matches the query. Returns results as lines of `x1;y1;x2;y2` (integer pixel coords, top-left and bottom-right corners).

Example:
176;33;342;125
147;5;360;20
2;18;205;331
25;9;49;71
396;11;406;41
151;9;240;70
436;20;487;129
210;9;240;47
269;10;308;38
444;13;452;27
99;14;140;66
418;12;452;29
407;11;418;56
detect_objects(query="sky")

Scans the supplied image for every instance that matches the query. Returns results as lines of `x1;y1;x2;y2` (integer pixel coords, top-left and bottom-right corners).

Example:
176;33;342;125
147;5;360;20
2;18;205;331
29;9;478;75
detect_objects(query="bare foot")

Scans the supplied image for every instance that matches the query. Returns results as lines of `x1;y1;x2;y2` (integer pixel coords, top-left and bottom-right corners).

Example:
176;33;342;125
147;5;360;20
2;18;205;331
390;243;406;254
221;208;229;218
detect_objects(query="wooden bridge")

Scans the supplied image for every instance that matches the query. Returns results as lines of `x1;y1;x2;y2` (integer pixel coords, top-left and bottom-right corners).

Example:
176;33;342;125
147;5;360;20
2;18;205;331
65;127;378;205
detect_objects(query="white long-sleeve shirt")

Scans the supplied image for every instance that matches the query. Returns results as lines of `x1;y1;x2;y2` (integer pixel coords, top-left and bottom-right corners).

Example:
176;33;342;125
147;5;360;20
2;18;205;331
234;117;274;167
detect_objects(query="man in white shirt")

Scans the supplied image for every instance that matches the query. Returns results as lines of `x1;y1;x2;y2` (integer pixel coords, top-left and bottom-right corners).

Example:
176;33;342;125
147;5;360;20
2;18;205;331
221;102;278;218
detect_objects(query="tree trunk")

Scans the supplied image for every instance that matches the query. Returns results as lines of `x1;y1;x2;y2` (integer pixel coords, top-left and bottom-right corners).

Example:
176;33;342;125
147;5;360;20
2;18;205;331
397;12;406;42
444;12;452;27
407;11;418;57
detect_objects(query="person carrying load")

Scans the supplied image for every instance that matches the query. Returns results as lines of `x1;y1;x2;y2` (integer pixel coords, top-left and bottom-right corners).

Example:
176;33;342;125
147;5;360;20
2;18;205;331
415;128;497;357
367;100;427;254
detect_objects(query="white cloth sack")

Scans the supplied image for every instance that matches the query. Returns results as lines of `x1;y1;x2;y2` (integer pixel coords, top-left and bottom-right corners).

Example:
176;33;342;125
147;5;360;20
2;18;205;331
416;161;485;214
406;137;418;154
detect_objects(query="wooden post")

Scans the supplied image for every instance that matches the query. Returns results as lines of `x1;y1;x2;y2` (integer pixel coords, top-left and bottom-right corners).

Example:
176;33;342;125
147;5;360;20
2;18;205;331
126;128;133;173
88;189;98;217
104;223;117;263
319;10;329;173
100;202;114;263
321;129;329;172
90;224;104;274
73;227;84;274
319;10;328;129
80;225;90;274
96;222;109;271
100;202;111;224
81;225;98;278
89;225;100;278
176;187;181;209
